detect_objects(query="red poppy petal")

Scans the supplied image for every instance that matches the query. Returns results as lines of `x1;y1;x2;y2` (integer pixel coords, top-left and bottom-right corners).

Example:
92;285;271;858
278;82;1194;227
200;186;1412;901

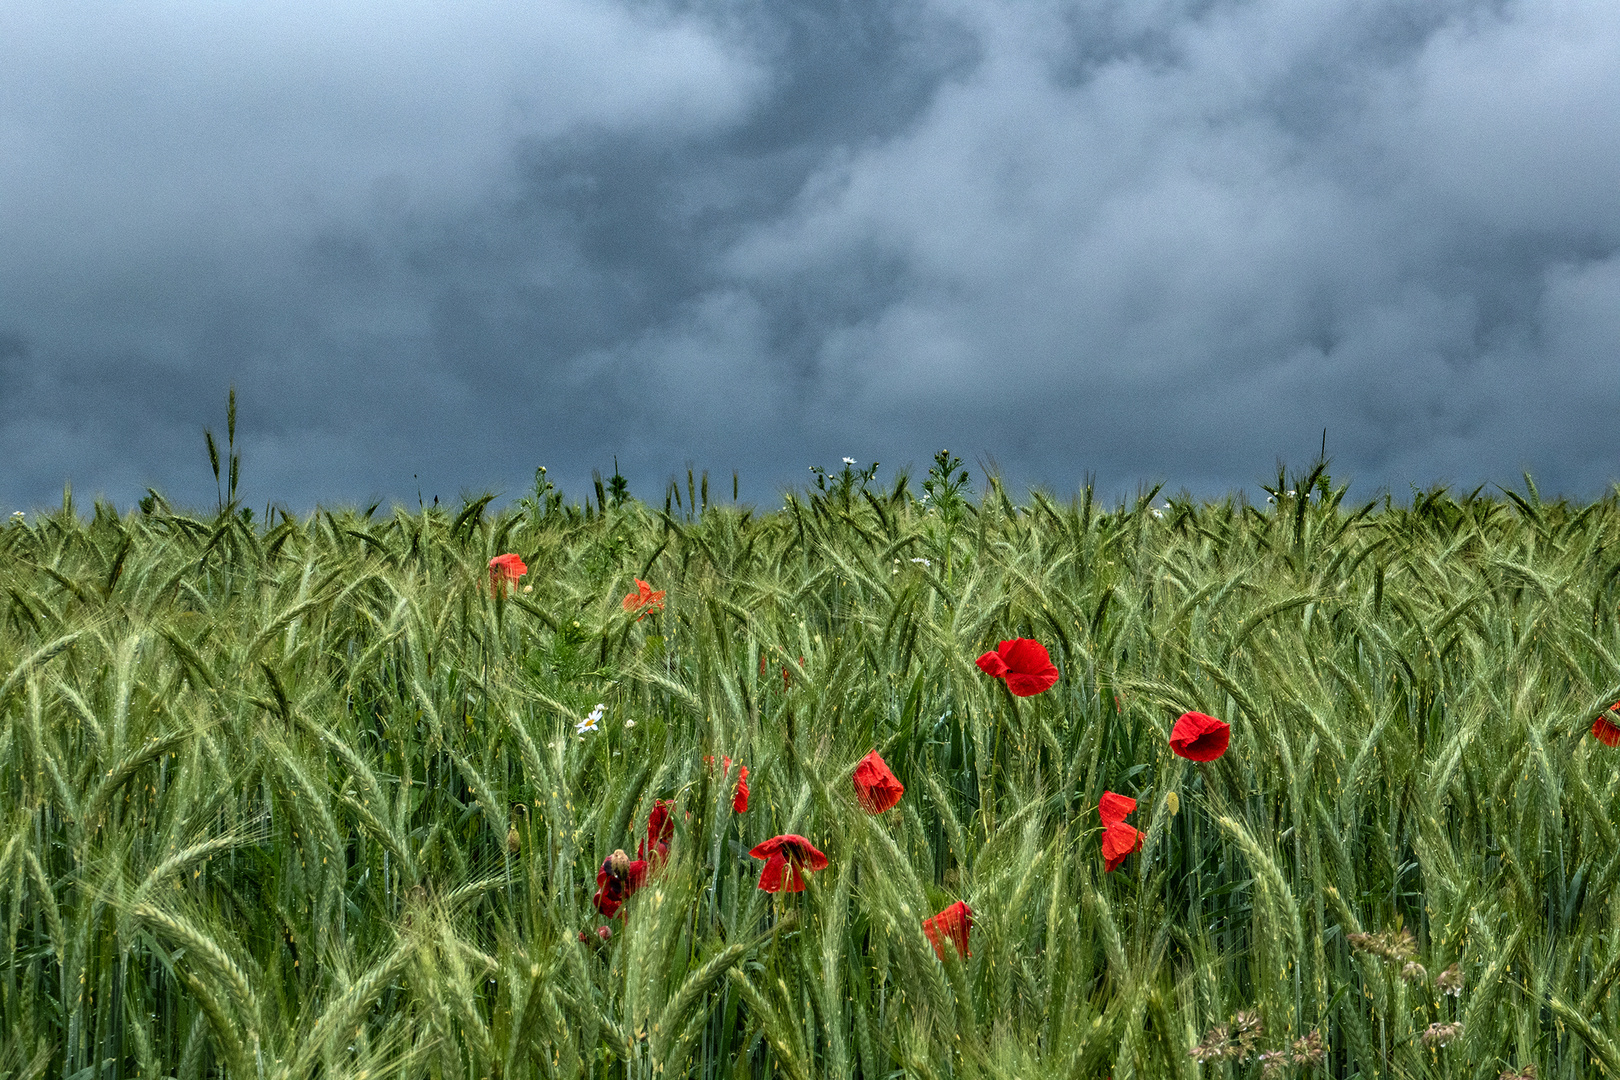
1594;715;1620;748
1005;665;1060;696
757;851;786;892
1001;638;1053;673
1101;822;1143;872
976;650;1010;677
1098;791;1136;827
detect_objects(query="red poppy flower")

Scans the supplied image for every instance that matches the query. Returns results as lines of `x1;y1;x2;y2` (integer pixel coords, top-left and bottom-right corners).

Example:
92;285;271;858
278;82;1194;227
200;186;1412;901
749;834;828;893
1101;823;1143;873
1169;712;1231;761
637;799;675;862
1097;791;1142;872
922;900;973;960
592;850;648;917
488;553;527;594
1591;702;1620;747
975;639;1060;697
622;579;666;621
1097;791;1137;828
852;750;905;813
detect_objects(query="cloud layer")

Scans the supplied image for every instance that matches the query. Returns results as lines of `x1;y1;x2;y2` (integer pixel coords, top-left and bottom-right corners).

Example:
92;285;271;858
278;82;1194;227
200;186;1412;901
2;0;1617;510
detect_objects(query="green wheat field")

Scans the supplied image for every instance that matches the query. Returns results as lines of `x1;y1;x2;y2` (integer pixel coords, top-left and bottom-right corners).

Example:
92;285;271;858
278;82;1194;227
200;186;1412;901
3;451;1618;1080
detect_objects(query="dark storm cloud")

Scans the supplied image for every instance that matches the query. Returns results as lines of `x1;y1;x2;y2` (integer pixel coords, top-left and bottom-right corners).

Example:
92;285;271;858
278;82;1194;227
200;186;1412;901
1;0;1617;512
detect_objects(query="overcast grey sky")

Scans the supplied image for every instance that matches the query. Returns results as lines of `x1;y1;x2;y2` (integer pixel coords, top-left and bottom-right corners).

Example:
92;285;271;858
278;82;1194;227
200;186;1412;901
3;0;1618;511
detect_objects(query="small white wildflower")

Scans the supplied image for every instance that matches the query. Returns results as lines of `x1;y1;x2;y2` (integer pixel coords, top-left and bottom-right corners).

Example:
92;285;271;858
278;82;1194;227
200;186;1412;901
1266;495;1277;504
9;511;22;521
623;719;636;729
1286;490;1296;497
1150;508;1163;519
843;457;856;465
576;704;605;735
910;557;931;568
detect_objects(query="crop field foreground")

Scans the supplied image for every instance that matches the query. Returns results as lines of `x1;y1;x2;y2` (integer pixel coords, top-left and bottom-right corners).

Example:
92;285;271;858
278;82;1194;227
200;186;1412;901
4;465;1620;1080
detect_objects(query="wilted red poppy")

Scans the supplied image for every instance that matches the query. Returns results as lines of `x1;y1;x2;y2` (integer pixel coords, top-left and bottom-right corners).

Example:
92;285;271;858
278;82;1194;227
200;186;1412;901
622;579;666;621
488;553;527;594
1101;823;1143;872
975;639;1060;697
922;900;973;960
852;750;905;813
592;850;649;917
1169;712;1231;761
638;800;674;863
1594;703;1620;747
749;834;828;893
1097;791;1137;828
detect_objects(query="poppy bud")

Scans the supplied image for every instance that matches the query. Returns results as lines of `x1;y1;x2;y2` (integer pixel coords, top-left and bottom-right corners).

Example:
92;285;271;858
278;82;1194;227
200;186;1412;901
506;824;521;854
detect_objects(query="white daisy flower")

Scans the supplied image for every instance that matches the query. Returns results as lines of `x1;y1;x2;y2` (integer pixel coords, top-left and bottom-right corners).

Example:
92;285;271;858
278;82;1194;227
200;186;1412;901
911;557;931;567
576;704;605;735
843;457;856;465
